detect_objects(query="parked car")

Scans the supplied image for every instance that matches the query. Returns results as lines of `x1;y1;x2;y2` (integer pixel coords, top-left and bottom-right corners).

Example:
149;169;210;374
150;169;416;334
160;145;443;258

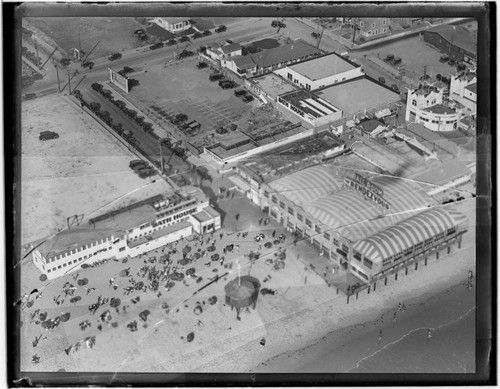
129;160;147;169
197;62;208;69
234;89;247;96
219;80;237;89
385;53;395;62
166;39;177;46
203;30;212;36
209;73;224;81
23;93;37;101
192;32;203;39
448;59;456;66
82;61;94;69
378;77;386;84
439;55;450;63
391;84;399;92
149;42;164;50
391;57;402;65
134;29;146;36
215;25;227;33
108;53;122;61
179;35;190;42
39;131;59;141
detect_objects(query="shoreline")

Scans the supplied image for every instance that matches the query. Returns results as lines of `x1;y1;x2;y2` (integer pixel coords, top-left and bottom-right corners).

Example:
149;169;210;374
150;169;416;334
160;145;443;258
253;280;475;373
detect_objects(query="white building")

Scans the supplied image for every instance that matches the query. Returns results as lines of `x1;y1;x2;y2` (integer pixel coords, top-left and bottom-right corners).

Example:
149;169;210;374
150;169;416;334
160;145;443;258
449;73;477;115
153;17;191;33
32;187;221;280
405;85;462;132
206;42;242;61
274;52;363;91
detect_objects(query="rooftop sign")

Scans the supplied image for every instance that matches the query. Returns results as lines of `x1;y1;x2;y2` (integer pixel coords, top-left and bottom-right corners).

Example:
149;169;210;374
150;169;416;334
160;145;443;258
344;174;390;209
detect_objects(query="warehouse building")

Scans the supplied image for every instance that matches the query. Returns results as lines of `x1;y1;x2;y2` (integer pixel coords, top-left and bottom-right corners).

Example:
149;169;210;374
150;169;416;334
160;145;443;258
274;52;363;91
32;187;221;280
423;25;477;67
260;165;467;281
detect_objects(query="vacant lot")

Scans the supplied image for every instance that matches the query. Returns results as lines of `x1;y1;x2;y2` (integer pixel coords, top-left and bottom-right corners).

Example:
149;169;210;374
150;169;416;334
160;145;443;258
25;17;148;58
21;94;172;245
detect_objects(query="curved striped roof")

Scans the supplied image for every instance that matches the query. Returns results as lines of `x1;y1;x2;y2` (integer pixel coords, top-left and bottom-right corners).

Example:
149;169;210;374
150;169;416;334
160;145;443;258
304;175;434;241
268;165;343;208
353;207;467;264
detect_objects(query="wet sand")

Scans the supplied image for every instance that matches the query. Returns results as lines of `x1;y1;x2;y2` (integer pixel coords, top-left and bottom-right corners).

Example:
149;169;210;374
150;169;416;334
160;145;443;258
254;280;475;373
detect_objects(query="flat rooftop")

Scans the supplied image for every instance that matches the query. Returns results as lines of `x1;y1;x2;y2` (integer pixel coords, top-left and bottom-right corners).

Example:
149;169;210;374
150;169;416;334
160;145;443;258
128;221;192;249
251;73;297;99
279;89;340;118
287;53;357;81
315;77;400;117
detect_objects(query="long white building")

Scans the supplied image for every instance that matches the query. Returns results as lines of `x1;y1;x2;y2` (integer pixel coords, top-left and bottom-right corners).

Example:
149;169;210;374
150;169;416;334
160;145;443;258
32;186;221;280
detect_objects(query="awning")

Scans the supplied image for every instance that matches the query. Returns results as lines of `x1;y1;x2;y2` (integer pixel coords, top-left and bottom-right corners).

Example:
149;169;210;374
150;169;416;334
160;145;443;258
228;175;251;192
375;108;392;119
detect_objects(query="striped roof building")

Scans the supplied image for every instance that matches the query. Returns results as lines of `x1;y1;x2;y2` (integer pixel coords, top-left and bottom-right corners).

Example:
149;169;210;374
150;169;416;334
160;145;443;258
267;165;344;208
352;207;468;264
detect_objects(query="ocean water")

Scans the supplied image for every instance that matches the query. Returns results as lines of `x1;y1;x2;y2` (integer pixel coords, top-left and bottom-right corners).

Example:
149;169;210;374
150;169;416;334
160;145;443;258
351;307;475;373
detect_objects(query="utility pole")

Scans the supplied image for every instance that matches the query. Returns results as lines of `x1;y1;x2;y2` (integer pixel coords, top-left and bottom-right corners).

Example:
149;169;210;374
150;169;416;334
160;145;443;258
55;65;61;92
34;38;40;68
352;18;357;46
159;139;164;174
67;70;72;94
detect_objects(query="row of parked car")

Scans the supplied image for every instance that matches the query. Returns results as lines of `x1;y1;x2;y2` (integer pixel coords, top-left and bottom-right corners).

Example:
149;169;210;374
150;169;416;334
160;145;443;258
129;160;156;179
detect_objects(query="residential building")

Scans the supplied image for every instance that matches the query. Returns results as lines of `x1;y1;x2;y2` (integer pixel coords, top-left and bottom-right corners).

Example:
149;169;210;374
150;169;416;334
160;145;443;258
274;52;363;91
355;18;391;39
32;187;221;280
153;17;192;33
449;72;477;115
422;25;477;67
206;42;242;61
221;55;257;76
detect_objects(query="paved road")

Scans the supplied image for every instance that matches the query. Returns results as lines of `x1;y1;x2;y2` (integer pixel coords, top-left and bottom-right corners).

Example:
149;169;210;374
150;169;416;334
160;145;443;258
26;18;281;96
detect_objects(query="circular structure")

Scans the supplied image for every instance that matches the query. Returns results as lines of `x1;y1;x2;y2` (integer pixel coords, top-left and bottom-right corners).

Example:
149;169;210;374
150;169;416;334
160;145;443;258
224;275;261;319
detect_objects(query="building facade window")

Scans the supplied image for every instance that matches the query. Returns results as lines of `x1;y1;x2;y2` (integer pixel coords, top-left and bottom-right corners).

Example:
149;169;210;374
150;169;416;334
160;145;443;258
363;258;373;269
271;196;277;204
287;207;294;215
279;201;285;209
323;232;331;240
305;219;312;228
297;213;303;222
263;190;269;198
314;225;322;234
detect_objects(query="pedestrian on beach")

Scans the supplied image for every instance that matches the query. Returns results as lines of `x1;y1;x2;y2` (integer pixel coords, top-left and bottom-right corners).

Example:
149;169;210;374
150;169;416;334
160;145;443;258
378;330;383;343
428;328;432;339
468;270;474;279
393;311;397;322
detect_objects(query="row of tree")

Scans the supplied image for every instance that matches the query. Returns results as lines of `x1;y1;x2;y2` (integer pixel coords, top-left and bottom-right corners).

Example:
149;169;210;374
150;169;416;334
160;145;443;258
90;82;154;134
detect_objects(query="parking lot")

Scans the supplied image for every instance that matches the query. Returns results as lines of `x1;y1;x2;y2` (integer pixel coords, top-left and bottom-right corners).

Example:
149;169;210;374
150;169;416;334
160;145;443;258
351;35;461;81
129;57;258;145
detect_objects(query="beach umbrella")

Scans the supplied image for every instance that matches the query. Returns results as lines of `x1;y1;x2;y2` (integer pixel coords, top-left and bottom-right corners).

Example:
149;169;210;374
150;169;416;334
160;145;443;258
81;264;90;269
26;301;34;308
264;242;273;249
39;274;47;282
166;281;176;289
183;245;192;254
70;296;81;304
41;320;51;329
193;305;203;315
179;257;190;266
208;296;218;305
110;298;121;308
57;368;66;372
186;332;195;342
170;272;184;281
186;267;196;276
77;278;88;286
207;245;216;252
60;312;71;322
39;312;47;321
197;248;202;252
211;254;220;262
119;268;130;277
194;252;201;260
139;310;150;322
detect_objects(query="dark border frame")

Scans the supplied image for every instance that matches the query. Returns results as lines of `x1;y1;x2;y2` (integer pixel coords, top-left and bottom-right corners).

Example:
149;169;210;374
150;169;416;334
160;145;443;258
5;1;495;386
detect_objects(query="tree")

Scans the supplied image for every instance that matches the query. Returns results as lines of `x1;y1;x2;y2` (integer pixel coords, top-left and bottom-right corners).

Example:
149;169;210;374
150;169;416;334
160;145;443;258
89;102;101;113
114;100;126;110
127;109;138;119
142;122;153;132
91;83;103;92
436;73;442;81
135;116;145;125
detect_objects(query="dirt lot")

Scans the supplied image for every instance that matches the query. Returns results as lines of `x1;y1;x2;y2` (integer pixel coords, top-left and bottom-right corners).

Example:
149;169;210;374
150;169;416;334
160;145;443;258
25;17;149;58
21;94;172;245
